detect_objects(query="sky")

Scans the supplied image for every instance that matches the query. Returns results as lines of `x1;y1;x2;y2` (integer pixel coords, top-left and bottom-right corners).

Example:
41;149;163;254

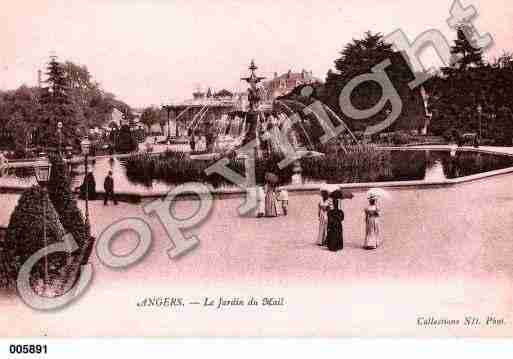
2;0;513;108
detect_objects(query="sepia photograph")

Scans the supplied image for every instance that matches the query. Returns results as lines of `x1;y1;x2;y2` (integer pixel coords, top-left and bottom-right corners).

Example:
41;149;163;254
1;0;513;343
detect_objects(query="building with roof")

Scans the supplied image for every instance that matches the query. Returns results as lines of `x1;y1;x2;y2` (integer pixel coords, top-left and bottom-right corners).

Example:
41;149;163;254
262;69;321;101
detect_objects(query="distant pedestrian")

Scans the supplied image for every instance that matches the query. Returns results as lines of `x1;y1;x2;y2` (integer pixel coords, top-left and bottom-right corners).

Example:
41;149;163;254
190;134;196;152
79;170;97;200
326;190;345;252
256;186;265;218
277;188;289;216
103;170;118;205
317;186;331;246
363;194;381;250
264;182;278;217
0;151;8;176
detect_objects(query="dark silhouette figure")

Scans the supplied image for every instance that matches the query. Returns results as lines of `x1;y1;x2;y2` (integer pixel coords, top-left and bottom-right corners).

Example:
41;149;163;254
79;172;97;200
190;135;196;152
103;171;118;205
326;198;344;252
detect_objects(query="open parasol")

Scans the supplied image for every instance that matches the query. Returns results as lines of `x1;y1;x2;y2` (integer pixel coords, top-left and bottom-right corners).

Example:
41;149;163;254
366;187;391;200
330;189;355;200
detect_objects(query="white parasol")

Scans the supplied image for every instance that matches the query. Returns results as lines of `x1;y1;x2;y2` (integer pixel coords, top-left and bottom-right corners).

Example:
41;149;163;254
319;184;334;193
366;187;392;200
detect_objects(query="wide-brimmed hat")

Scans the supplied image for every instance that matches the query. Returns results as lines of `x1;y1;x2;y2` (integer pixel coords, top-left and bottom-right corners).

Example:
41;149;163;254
320;184;331;193
367;188;390;200
330;189;354;200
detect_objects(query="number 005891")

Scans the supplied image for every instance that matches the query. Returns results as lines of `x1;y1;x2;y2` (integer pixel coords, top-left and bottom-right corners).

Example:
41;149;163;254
9;344;47;354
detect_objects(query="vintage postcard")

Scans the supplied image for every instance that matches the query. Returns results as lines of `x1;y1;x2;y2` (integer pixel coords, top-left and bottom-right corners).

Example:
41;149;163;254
1;0;513;339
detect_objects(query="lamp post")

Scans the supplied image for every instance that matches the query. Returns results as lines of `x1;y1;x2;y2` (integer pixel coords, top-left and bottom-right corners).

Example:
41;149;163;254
57;122;63;155
34;153;52;293
80;138;91;238
477;104;483;145
162;105;174;140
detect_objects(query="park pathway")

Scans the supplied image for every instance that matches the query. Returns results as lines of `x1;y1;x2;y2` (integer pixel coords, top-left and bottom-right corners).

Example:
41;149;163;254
1;146;513;336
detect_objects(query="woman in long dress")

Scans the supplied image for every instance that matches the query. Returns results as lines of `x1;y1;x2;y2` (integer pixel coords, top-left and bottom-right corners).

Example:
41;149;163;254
364;195;381;249
317;189;331;246
264;183;278;217
79;171;97;200
326;197;344;252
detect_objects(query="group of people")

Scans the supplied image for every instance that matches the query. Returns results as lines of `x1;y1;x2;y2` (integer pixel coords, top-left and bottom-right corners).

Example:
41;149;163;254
253;180;383;252
255;183;289;218
79;169;118;205
317;186;382;252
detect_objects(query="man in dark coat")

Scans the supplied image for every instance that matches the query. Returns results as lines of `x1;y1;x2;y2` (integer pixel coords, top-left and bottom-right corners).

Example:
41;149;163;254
103;170;118;205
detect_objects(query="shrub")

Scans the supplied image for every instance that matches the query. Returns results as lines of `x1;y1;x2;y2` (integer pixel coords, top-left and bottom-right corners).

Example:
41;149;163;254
123;150;295;187
442;129;454;142
391;132;410;145
0;186;66;289
301;145;392;183
47;154;88;252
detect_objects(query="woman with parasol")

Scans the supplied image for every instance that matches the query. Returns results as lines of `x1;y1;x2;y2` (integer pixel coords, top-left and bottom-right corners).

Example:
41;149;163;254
317;185;332;246
264;172;279;217
79;169;97;201
326;189;346;252
363;188;387;250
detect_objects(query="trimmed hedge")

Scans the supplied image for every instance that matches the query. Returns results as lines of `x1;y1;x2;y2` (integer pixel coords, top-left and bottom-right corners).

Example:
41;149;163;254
47;154;88;250
1;186;66;289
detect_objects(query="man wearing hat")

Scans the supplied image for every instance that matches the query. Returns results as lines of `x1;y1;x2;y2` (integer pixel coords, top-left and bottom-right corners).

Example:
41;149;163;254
104;170;118;205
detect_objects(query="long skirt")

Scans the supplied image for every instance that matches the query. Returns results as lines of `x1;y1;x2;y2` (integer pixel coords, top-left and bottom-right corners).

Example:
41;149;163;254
327;222;343;252
364;216;381;249
257;199;265;216
317;218;328;245
265;191;278;217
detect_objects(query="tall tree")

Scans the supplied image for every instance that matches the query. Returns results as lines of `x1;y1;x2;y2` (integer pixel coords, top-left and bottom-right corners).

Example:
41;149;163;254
428;24;490;137
443;24;484;75
322;31;424;133
37;56;79;148
0;86;41;152
140;106;160;131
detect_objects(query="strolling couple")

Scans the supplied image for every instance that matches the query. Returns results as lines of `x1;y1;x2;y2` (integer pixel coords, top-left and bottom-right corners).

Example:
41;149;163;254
256;183;288;218
79;170;118;205
317;186;381;252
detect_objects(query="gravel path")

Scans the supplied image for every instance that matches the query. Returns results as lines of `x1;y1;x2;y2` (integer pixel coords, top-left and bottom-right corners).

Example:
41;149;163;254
1;146;513;336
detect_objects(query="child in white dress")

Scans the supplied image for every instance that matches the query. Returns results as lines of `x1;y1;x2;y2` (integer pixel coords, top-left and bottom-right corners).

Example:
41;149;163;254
277;189;289;216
